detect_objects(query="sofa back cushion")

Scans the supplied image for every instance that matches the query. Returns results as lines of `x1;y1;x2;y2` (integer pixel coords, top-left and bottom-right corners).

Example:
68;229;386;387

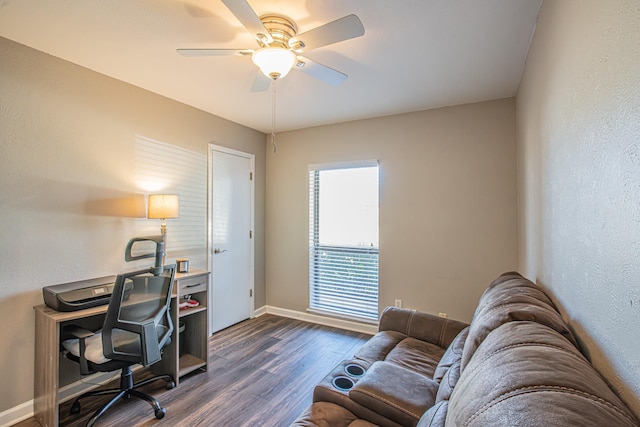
432;327;468;383
434;359;460;403
378;307;467;348
461;272;577;370
448;321;639;426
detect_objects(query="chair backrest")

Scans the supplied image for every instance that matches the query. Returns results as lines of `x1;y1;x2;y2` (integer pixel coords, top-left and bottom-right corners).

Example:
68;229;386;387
102;265;175;366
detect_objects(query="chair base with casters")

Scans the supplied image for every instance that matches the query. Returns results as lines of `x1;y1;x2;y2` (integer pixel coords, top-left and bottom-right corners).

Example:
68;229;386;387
62;266;177;427
68;361;175;427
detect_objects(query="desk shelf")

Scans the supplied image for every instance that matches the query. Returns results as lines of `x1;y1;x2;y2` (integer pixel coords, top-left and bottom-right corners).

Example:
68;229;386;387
179;305;207;317
153;270;210;385
178;353;207;377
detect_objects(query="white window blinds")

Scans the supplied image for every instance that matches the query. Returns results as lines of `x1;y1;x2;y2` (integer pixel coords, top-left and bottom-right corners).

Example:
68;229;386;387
308;160;379;322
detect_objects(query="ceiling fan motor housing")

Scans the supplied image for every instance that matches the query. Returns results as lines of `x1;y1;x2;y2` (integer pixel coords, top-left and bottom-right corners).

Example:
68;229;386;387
259;14;304;51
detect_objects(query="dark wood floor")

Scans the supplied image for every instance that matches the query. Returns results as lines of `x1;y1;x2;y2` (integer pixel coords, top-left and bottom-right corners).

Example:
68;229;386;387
16;315;371;427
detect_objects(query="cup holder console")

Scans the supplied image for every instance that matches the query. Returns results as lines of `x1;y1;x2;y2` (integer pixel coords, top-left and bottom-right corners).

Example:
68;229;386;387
345;363;365;378
330;362;367;391
332;376;355;391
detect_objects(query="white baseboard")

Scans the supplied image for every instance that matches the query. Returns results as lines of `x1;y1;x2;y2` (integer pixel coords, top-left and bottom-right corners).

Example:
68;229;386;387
253;305;267;317
0;400;33;427
257;305;378;335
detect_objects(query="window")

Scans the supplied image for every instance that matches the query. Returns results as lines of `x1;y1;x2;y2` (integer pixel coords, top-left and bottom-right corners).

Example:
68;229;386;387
308;161;379;322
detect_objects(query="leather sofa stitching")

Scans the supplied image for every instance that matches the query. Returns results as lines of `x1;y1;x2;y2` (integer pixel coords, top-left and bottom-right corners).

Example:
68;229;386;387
406;310;415;336
478;300;557;315
438;319;447;347
463;385;638;426
457;342;591;395
460;342;582;381
484;341;580;359
350;388;422;420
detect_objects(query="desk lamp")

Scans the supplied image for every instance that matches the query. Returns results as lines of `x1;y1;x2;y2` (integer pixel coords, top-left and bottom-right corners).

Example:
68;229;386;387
147;194;179;265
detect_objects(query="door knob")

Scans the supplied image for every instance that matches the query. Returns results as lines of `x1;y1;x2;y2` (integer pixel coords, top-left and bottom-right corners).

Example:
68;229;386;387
214;248;227;254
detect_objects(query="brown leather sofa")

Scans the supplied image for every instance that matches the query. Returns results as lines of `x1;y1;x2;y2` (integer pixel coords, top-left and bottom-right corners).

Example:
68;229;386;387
292;272;640;426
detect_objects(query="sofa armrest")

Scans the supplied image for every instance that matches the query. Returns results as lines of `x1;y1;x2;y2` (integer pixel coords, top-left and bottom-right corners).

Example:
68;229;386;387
291;402;377;427
379;307;468;348
349;361;439;427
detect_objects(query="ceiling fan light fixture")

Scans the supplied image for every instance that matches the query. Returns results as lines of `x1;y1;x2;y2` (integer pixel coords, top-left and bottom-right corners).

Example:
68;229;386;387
252;47;296;80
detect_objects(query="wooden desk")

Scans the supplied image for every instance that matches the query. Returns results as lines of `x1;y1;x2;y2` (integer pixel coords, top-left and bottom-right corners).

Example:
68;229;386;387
33;270;210;427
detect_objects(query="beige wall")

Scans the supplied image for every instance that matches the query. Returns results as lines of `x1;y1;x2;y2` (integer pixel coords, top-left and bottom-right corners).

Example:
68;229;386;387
516;0;640;417
0;37;266;412
266;99;518;323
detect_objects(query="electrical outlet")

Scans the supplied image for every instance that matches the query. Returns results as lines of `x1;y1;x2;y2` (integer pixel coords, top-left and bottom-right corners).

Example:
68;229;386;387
438;312;448;318
394;299;402;308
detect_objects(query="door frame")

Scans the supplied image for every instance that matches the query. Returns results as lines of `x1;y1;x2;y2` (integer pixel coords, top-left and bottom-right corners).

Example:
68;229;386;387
207;143;255;334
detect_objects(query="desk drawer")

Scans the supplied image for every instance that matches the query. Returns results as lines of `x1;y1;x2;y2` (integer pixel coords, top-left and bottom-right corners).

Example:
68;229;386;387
178;277;207;296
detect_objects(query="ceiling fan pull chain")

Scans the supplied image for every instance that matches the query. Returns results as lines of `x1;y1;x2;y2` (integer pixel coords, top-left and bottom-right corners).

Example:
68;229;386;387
271;78;277;154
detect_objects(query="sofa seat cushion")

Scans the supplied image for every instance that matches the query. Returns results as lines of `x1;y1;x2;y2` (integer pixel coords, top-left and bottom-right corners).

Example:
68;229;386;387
291;402;379;427
349;361;439;427
354;330;407;365
384;337;445;378
448;321;640;426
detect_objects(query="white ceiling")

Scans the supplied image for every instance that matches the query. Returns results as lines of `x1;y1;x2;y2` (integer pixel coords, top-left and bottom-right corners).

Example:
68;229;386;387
0;0;542;133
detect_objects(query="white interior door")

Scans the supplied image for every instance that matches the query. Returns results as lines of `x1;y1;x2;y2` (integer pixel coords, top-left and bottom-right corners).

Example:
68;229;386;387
209;145;254;333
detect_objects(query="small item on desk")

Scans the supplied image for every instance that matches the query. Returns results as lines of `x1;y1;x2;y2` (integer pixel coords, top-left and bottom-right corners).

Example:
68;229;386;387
176;258;189;273
178;298;199;310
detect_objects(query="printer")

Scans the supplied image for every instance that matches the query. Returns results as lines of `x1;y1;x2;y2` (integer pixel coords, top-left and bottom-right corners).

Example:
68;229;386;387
43;235;166;312
43;275;116;312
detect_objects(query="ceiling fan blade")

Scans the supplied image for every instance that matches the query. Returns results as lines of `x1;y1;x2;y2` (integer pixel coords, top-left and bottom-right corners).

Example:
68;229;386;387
296;56;348;86
221;0;273;44
177;48;253;57
250;72;272;92
289;14;364;52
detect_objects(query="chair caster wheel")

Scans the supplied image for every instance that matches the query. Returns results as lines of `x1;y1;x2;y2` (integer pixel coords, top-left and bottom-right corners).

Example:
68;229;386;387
166;380;175;389
155;407;166;419
70;401;81;415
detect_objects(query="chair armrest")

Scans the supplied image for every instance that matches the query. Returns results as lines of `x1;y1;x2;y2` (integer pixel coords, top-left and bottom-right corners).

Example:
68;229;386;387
379;307;469;348
64;325;95;339
140;320;162;366
62;325;96;375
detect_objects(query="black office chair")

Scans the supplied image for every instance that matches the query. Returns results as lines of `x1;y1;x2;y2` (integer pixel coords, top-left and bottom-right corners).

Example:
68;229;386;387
62;266;176;426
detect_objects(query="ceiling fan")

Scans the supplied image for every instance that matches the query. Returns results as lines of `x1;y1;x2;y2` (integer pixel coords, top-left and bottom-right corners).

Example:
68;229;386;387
177;0;365;91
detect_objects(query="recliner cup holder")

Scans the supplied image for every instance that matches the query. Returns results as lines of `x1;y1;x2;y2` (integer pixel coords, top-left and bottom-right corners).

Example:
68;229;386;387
332;376;355;391
344;363;365;378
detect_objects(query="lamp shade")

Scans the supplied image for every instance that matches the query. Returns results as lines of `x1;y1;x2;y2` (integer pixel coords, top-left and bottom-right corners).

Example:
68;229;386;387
147;194;179;219
252;48;297;80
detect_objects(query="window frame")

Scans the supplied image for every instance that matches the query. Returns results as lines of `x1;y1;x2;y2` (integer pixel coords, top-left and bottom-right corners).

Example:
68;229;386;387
307;160;380;323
